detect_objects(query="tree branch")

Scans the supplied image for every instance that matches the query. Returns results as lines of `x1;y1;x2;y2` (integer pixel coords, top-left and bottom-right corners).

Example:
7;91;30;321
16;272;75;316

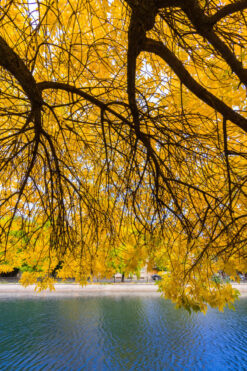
0;36;43;107
209;0;247;25
223;117;233;220
182;1;247;87
37;81;132;128
143;38;247;133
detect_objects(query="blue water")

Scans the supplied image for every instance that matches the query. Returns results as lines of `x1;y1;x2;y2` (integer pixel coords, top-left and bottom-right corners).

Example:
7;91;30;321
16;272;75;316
0;296;246;370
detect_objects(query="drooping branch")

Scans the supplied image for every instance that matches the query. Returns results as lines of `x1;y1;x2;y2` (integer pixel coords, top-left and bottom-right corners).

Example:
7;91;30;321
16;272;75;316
37;81;134;129
0;36;43;108
152;0;247;87
223;117;233;220
209;0;247;25
126;0;157;131
181;0;247;87
143;38;247;134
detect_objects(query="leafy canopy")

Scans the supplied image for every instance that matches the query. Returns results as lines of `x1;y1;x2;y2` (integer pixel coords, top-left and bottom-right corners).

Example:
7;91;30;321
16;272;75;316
0;0;247;311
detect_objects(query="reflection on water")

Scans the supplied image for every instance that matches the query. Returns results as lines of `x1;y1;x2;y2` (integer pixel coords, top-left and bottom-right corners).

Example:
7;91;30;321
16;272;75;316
0;296;247;370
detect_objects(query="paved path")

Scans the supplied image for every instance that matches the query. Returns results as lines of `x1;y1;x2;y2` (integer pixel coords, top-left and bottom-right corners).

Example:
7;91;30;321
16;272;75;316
0;282;246;297
0;283;160;297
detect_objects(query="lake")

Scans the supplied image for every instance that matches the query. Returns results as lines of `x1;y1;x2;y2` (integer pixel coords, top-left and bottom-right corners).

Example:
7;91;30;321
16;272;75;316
0;295;246;370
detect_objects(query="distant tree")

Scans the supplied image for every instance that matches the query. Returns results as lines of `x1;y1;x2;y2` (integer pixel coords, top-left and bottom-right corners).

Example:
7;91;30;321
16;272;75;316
0;0;247;310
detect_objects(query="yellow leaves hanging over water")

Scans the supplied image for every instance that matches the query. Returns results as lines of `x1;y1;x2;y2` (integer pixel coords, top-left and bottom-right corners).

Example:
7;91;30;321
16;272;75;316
1;0;247;312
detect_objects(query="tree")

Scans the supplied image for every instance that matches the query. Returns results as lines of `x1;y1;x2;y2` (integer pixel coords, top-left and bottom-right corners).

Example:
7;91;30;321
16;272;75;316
0;0;247;311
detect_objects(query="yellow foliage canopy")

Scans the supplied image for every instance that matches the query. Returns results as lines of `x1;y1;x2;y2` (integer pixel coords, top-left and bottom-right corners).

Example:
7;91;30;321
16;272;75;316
0;0;247;311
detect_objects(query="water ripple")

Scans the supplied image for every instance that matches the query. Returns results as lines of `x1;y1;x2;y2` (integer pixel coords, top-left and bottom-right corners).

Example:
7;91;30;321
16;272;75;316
0;297;247;370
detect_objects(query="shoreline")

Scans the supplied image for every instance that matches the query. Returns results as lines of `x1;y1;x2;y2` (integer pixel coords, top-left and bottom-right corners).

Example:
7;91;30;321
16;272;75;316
0;283;161;298
0;283;160;298
0;282;246;298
